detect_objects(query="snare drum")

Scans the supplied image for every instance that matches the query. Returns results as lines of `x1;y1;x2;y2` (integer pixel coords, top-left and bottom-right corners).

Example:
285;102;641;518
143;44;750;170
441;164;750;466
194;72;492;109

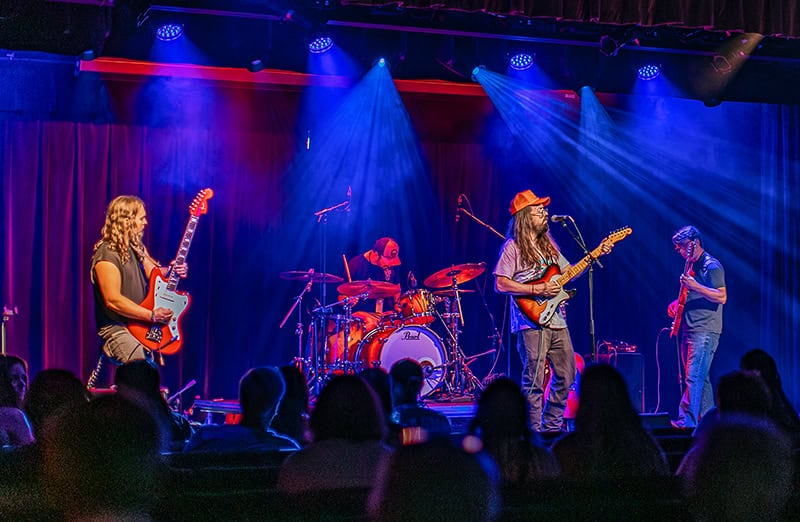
396;289;435;325
356;324;445;396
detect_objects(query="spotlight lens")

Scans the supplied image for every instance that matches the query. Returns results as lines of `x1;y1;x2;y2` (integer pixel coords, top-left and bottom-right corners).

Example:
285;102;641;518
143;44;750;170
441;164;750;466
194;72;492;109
472;66;481;76
308;36;334;54
156;23;184;42
509;53;534;71
378;58;386;67
637;64;661;81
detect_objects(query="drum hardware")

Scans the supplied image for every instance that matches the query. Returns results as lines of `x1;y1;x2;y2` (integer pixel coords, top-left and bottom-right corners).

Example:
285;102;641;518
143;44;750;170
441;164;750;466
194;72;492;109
423;265;486;399
278;269;318;377
279;271;344;284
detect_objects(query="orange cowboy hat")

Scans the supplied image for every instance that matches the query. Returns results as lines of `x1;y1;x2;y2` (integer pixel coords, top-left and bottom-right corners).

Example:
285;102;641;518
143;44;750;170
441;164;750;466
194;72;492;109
509;189;550;215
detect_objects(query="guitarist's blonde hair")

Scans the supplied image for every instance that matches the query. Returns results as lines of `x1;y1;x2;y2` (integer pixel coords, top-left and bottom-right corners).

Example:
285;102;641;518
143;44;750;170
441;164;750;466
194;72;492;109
93;195;145;263
508;208;558;267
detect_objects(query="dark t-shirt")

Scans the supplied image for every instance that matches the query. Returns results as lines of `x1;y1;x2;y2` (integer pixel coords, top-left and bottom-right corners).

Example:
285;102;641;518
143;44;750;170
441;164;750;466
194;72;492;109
683;251;725;334
91;243;148;330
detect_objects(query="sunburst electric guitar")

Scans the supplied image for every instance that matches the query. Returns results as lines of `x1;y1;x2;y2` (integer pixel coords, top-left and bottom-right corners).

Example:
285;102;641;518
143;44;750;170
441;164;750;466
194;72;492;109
669;241;695;338
128;188;213;354
515;227;632;327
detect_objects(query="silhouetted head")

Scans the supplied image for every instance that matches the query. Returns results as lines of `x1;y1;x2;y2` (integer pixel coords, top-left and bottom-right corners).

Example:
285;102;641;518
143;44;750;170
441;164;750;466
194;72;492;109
310;375;385;442
0;354;28;409
390;358;423;407
25;369;88;439
44;395;161;518
575;364;640;433
740;349;781;389
114;359;162;399
716;369;772;417
239;366;286;429
359;367;392;417
471;377;530;442
369;438;500;521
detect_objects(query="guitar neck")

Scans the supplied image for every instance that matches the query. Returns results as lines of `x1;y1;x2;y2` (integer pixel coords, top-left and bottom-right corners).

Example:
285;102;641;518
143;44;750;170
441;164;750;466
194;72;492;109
558;243;607;286
167;215;199;291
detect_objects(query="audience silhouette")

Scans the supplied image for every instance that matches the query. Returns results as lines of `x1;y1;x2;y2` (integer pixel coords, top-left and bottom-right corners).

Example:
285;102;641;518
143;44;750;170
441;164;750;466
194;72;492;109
468;377;559;487
0;354;34;446
278;374;391;494
185;366;299;453
550;364;668;479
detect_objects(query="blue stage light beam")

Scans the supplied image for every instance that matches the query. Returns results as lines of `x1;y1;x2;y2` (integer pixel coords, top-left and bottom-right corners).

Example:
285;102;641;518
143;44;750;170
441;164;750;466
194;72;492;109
281;60;434;281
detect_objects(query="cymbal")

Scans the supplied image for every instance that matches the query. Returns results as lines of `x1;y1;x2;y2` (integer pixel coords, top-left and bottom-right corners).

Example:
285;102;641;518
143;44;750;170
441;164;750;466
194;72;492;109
432;288;476;297
280;271;344;284
338;280;400;299
424;263;486;288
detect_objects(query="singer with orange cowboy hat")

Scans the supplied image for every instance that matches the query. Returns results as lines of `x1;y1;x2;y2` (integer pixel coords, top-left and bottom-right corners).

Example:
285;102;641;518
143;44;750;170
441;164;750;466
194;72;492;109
493;189;612;432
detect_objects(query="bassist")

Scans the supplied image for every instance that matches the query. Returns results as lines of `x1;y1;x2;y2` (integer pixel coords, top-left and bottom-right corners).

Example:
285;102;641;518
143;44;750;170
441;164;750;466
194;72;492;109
493;189;612;432
667;225;726;429
91;196;188;364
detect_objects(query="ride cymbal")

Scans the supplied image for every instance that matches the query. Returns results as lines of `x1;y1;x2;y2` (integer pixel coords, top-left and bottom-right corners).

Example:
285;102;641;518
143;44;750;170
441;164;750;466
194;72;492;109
279;271;344;283
431;288;476;297
423;262;486;288
337;280;400;299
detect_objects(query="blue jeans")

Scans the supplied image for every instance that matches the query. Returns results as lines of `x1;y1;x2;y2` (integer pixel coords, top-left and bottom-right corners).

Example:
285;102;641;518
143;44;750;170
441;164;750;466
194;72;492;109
677;331;720;428
517;328;576;432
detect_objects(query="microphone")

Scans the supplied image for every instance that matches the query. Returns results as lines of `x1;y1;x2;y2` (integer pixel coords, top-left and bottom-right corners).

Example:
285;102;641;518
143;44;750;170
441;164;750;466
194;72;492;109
455;194;463;223
346;186;352;212
550;215;572;223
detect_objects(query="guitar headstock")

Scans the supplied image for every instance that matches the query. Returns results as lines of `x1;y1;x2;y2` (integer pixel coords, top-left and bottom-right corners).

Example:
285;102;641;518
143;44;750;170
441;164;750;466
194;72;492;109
189;188;214;217
606;226;633;244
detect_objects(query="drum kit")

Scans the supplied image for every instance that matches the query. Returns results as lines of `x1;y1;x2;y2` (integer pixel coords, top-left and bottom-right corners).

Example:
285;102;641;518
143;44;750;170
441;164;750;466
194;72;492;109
280;262;488;398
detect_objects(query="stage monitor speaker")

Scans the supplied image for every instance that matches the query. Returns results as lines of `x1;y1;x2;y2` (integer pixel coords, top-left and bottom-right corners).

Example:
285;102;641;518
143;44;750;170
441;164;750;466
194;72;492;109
596;352;644;412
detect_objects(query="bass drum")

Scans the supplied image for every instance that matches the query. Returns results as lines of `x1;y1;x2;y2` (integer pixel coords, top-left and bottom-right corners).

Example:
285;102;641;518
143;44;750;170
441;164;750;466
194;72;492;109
356;325;445;397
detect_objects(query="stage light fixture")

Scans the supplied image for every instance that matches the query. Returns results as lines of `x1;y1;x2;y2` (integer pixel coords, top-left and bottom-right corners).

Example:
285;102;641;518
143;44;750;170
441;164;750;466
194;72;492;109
155;23;184;42
308;36;334;54
471;65;485;82
599;35;620;57
247;59;265;73
508;53;534;71
637;64;661;80
378;57;386;67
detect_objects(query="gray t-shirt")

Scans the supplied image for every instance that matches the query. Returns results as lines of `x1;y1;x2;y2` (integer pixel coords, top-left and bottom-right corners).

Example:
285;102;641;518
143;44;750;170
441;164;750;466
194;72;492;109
493;238;569;332
91;243;148;330
683;251;725;334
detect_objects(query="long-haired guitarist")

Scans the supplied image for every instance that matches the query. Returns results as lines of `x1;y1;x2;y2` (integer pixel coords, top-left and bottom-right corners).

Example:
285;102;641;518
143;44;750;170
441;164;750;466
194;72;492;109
493;189;612;432
667;225;726;429
91;196;188;364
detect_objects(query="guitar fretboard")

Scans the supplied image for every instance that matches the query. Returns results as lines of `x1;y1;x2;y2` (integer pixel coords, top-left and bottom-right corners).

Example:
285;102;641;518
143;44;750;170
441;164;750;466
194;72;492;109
167;215;199;291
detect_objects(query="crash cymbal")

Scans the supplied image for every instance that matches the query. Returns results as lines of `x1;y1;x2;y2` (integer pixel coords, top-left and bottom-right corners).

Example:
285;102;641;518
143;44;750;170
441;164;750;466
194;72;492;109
280;270;344;284
424;262;486;288
338;280;400;299
432;288;476;297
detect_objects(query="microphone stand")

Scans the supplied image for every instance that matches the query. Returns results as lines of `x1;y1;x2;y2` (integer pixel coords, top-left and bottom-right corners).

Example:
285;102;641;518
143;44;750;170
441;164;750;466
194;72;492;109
459;208;505;240
555;218;602;362
279;274;315;371
1;306;18;356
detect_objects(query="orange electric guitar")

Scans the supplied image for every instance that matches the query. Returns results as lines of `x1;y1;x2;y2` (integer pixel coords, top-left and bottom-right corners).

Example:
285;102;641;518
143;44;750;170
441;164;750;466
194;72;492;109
515;227;632;327
669;241;695;338
128;188;213;354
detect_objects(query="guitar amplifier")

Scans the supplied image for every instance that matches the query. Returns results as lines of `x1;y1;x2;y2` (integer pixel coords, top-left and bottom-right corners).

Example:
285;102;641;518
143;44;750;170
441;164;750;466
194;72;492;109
596;352;645;412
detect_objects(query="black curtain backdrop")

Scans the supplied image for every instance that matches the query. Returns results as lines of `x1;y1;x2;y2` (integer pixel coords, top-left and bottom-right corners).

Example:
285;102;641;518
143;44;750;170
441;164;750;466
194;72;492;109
342;0;800;37
2;67;799;417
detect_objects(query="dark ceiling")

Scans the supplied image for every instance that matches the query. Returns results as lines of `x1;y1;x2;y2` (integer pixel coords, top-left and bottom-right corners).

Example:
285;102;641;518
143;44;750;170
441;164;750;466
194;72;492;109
2;0;800;104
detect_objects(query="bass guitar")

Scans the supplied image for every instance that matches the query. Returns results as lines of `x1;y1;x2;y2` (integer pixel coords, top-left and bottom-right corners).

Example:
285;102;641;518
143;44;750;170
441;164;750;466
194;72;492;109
669;241;695;338
128;188;214;354
515;227;632;327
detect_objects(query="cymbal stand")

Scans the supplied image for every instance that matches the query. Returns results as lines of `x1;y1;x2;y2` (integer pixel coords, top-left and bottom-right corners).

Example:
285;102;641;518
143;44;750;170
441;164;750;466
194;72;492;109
439;281;483;398
279;273;315;374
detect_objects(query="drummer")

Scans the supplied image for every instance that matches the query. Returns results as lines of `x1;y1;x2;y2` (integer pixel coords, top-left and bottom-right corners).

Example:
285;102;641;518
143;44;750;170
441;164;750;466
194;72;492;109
344;237;403;330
